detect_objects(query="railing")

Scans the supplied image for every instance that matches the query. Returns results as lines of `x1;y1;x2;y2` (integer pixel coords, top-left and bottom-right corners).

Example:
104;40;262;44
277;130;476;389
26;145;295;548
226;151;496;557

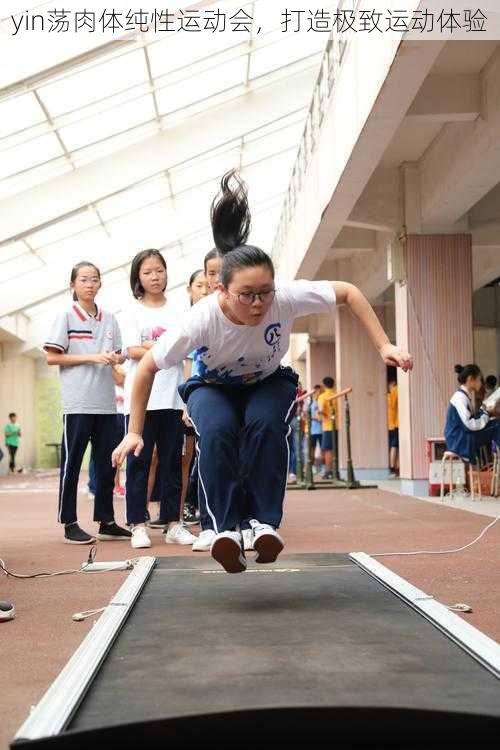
272;2;363;266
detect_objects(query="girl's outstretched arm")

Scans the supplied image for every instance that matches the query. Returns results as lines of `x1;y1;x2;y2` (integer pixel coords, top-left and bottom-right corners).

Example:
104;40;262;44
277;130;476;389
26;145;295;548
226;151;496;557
332;281;413;372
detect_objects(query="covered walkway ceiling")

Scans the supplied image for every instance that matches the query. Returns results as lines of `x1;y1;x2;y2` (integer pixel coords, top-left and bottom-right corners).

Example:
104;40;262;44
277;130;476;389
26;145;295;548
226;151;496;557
0;0;331;331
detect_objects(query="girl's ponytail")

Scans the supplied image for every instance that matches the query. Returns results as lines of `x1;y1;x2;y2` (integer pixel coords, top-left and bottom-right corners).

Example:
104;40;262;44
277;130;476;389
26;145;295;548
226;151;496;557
210;170;251;255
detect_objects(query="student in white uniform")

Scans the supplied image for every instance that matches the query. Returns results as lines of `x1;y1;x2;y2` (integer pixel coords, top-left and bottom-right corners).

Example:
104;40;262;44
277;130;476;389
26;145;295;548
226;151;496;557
113;171;413;573
44;261;131;545
121;249;197;549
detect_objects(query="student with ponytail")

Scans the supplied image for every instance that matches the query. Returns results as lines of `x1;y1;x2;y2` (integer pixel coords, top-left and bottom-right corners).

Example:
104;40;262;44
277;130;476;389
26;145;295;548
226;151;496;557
444;364;500;462
113;171;413;574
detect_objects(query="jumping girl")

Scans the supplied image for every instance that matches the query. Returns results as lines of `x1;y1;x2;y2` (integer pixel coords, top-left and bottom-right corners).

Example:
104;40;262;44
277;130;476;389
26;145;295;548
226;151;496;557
113;171;413;573
44;262;131;544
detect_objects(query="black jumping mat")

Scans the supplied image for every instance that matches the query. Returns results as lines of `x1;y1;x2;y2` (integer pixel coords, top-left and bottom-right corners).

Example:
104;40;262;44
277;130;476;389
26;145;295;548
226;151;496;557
13;554;500;748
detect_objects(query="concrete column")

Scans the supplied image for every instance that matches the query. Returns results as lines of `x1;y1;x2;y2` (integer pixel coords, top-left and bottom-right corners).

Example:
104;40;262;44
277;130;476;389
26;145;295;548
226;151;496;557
306;340;335;390
335;305;388;473
395;234;474;484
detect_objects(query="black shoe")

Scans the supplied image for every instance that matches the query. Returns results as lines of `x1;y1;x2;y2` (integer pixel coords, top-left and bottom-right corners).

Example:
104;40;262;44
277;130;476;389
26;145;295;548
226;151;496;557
64;523;96;545
147;517;168;529
97;521;132;540
183;506;199;526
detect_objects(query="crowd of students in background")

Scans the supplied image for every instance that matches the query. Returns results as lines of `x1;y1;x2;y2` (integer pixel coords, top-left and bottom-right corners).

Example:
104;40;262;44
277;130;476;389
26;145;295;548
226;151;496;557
42;249;223;548
287;373;403;484
288;377;338;483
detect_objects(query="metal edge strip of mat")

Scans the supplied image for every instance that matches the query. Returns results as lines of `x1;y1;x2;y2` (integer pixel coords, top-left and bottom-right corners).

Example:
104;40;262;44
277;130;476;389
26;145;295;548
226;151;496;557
350;552;500;680
14;556;156;743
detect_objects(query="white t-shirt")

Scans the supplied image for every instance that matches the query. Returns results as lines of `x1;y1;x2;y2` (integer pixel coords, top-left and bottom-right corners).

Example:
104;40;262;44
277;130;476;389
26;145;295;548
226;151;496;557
152;281;335;386
115;386;125;415
121;300;184;413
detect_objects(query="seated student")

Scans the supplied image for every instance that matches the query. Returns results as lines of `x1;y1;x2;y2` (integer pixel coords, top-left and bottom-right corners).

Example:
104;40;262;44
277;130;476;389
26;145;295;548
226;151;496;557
445;364;500;464
484;374;498;401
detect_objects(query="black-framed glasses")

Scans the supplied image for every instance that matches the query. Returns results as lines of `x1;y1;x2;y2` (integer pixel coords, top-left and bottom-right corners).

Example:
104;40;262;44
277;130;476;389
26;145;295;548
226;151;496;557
227;288;276;306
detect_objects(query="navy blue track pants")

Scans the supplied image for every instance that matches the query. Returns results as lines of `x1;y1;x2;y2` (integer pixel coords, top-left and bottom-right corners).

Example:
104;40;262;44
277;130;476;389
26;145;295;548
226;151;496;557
59;413;116;525
182;370;297;533
125;409;183;525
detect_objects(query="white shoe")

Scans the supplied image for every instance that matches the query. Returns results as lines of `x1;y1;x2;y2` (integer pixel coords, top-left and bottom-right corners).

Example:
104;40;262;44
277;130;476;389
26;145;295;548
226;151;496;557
250;521;284;564
211;531;246;574
192;529;216;551
241;528;254;551
131;525;152;549
288;473;297;483
164;522;197;545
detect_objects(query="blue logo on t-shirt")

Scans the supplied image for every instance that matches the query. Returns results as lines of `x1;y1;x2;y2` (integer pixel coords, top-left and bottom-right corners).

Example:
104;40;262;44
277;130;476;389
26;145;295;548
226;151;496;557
264;322;281;346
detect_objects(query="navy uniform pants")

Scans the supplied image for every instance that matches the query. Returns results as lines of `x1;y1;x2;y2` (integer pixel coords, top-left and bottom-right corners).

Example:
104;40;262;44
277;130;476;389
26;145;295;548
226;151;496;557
125;409;183;525
181;369;297;534
59;413;116;525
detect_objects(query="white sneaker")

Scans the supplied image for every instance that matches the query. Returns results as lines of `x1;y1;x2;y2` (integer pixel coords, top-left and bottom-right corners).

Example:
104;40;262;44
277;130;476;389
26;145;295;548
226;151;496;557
241;528;254;551
131;525;152;549
164;522;197;545
250;521;284;564
192;529;216;551
211;531;247;574
288;473;297;483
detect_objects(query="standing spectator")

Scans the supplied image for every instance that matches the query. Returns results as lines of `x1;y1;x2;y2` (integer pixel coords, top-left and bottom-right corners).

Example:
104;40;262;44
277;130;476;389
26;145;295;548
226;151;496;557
387;379;399;478
317;377;337;480
44;261;131;544
288;382;305;483
310;384;324;474
121;249;196;549
4;413;21;474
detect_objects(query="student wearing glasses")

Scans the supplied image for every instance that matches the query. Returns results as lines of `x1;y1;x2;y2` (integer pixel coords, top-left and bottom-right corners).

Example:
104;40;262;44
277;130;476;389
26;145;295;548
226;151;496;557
113;170;413;574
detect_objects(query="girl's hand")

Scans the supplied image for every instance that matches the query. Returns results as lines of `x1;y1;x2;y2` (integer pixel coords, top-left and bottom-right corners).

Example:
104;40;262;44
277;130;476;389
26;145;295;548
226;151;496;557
93;352;115;365
485;403;499;417
182;410;193;428
379;343;414;372
112;433;143;467
109;351;126;365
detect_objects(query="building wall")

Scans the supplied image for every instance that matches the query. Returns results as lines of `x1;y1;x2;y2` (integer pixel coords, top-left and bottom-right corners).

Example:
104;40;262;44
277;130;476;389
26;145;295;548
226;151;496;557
473;285;500;377
35;359;63;469
396;234;474;479
0;346;36;474
473;328;499;379
306;341;335;391
335;306;388;470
